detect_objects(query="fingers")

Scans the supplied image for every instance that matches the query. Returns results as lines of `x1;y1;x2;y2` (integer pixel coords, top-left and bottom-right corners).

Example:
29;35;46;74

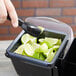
0;0;7;23
4;0;18;27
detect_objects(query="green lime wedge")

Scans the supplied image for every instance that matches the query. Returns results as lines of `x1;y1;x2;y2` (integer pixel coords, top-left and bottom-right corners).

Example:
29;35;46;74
24;43;35;57
33;50;46;61
31;43;40;50
21;34;37;44
14;45;25;55
39;53;45;61
53;45;60;52
45;37;58;47
22;50;27;55
39;37;59;48
45;48;56;62
33;51;40;59
39;43;48;53
57;39;61;45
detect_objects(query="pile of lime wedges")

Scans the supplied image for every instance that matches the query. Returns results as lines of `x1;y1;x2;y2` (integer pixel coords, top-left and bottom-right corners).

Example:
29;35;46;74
14;33;61;62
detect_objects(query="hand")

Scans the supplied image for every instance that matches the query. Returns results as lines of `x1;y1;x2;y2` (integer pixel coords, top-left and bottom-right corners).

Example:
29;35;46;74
0;0;18;27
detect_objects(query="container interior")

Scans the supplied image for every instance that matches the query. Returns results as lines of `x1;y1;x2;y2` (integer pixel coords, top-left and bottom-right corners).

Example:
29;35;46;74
9;29;66;53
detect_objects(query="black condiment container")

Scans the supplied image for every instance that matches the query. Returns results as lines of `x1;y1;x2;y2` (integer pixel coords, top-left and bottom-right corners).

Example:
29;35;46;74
5;28;68;76
6;17;74;76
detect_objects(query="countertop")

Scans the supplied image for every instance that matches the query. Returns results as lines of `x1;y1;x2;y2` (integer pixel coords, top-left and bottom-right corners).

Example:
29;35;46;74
0;40;18;76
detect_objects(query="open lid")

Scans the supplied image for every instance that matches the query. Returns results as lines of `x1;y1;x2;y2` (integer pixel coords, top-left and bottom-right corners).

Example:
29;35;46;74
25;17;74;55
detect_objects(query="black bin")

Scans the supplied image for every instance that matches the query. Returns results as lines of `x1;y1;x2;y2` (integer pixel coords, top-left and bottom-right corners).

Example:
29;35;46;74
5;29;68;76
62;38;76;76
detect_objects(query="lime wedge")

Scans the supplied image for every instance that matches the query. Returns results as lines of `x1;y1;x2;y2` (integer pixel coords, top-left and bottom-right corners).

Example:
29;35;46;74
33;51;40;59
57;39;61;45
14;45;25;55
22;50;27;55
33;50;46;61
53;45;60;51
39;53;45;61
24;43;35;57
45;48;56;62
21;34;37;44
31;43;40;50
39;43;48;53
39;37;59;48
45;37;58;45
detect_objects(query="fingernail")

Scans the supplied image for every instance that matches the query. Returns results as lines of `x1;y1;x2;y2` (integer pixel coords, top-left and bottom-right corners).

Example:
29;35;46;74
12;22;18;28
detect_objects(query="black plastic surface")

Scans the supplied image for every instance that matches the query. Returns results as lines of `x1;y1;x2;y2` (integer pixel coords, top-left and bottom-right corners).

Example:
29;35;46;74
62;38;76;76
11;58;53;76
